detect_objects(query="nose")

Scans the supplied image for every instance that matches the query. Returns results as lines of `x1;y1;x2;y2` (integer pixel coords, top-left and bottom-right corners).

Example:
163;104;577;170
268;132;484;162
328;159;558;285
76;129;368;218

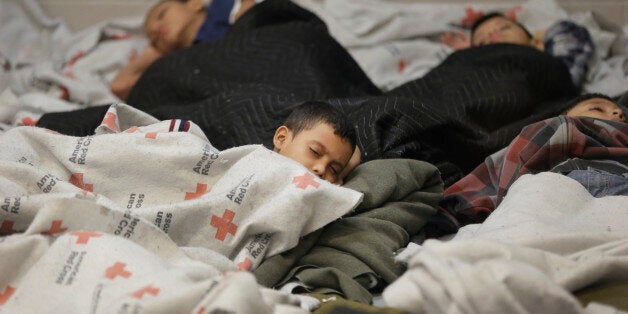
311;163;326;179
614;109;625;122
489;32;501;43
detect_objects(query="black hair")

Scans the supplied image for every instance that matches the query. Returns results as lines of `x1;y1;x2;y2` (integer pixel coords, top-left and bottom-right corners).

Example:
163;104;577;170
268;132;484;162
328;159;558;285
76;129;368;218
561;93;617;114
470;12;533;44
283;101;356;149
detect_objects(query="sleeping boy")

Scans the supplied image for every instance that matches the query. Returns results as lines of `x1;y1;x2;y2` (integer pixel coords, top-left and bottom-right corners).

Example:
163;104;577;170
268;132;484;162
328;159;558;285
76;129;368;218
436;93;627;229
110;0;260;100
441;12;594;87
273;101;361;185
563;93;626;123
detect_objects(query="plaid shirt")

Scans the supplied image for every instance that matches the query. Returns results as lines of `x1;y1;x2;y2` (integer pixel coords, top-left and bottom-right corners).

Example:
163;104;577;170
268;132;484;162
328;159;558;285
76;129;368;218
544;20;595;88
441;116;628;226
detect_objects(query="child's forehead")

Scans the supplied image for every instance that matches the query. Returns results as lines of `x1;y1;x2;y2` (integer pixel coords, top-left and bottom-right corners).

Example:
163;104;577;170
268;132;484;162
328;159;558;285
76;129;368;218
577;98;619;108
146;0;178;20
477;16;517;30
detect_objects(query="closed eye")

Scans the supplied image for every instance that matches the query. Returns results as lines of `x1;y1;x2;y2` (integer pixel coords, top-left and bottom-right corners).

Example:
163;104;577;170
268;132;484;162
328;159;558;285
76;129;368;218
309;147;320;157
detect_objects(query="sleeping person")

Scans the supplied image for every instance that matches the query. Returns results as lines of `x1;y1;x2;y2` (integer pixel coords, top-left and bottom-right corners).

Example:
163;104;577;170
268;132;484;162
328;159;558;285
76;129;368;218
110;0;260;100
441;12;594;87
563;93;626;123
273;101;361;185
437;93;627;228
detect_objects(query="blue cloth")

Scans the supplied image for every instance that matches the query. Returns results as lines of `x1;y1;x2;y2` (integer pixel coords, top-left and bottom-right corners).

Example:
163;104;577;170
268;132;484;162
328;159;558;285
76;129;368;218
566;169;628;197
195;0;236;43
543;20;595;88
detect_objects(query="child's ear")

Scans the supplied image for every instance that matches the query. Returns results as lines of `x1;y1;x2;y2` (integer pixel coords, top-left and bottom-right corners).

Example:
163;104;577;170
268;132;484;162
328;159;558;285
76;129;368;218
530;31;545;51
186;0;205;12
273;126;291;152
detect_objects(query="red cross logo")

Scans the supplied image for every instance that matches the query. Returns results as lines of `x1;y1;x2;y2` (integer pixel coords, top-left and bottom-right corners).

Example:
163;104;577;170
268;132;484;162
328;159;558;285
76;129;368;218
59;86;70;100
0;220;18;235
145;132;158;139
125;126;139;133
292;172;320;190
131;285;160;299
41;220;68;236
21;117;37;126
68;50;85;67
397;59;407;74
210;209;238;241
0;285;15;305
185;183;209;200
506;6;522;20
70;231;102;244
105;262;132;280
237;258;252;271
101;112;119;132
461;7;484;27
70;173;93;192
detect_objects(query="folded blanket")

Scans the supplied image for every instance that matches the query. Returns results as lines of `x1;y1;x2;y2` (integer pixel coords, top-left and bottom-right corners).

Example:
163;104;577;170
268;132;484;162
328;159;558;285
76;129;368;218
254;158;444;304
442;116;628;225
0;104;363;312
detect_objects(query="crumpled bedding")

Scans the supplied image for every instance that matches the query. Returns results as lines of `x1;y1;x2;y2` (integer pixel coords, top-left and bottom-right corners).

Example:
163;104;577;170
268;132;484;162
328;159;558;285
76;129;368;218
254;158;444;304
384;172;628;313
442;116;628;225
36;0;581;187
0;0;146;127
0;103;362;312
292;0;628;94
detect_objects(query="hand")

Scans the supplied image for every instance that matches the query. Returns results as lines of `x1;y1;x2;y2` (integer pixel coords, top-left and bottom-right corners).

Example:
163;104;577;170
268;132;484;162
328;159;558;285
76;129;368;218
233;0;256;21
440;30;471;50
110;45;163;101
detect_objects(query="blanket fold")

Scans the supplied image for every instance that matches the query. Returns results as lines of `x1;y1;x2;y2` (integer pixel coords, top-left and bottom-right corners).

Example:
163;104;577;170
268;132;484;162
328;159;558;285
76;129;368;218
385;172;628;313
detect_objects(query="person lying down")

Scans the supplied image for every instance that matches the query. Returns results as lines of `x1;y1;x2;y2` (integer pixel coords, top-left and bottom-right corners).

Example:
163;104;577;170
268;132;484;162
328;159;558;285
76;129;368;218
110;0;262;100
441;12;594;88
439;93;628;228
0;100;364;276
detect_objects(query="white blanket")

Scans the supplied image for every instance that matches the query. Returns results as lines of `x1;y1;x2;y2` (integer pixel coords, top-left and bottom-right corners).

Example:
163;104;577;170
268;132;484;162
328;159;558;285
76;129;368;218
0;0;146;126
292;0;628;93
383;172;628;313
0;104;363;312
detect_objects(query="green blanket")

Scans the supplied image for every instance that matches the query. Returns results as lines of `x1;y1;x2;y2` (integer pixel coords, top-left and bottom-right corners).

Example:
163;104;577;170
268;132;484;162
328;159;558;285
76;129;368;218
254;159;443;303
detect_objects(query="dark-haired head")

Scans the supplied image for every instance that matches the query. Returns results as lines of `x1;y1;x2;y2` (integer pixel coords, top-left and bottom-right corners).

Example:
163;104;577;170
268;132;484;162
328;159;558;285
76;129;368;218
273;101;358;184
470;12;534;47
283;101;356;149
563;93;626;123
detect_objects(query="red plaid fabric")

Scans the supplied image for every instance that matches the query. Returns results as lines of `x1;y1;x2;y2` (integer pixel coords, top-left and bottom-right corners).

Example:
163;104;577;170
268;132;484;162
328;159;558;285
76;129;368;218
441;116;628;225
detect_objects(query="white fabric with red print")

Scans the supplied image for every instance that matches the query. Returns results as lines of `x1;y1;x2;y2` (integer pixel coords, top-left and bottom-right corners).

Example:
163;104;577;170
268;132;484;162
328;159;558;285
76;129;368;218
0;103;362;313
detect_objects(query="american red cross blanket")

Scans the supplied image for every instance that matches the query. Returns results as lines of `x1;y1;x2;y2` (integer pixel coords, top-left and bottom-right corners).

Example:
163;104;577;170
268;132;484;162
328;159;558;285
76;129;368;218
0;103;362;312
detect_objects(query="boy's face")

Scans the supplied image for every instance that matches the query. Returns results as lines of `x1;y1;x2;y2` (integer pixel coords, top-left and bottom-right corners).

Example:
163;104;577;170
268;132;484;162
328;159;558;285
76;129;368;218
273;123;355;185
144;0;203;53
472;16;532;47
566;98;626;123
